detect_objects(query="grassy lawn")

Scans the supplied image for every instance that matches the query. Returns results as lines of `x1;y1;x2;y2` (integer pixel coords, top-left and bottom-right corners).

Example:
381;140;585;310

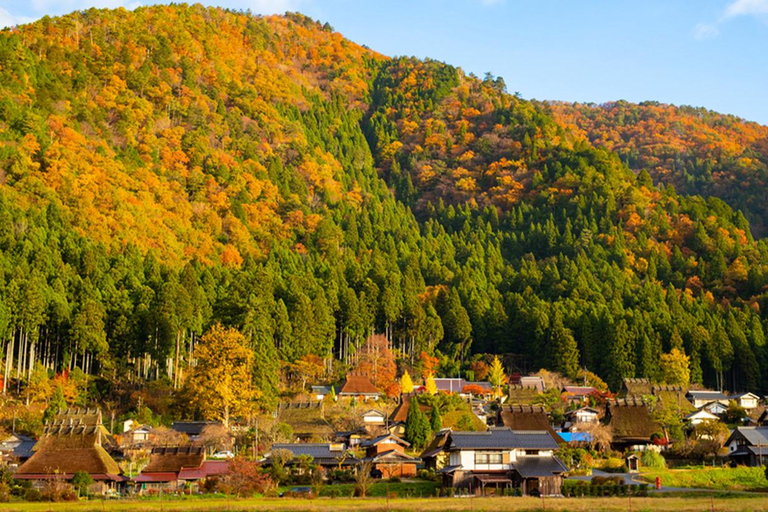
308;480;441;497
638;465;768;492
3;495;768;512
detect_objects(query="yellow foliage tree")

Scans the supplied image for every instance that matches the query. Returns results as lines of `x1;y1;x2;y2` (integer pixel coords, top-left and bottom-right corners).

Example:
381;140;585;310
425;373;437;396
659;348;690;386
400;370;414;394
184;324;256;428
488;356;508;397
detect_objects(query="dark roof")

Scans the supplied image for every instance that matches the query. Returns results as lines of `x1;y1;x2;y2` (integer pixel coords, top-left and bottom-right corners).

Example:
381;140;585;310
686;390;729;401
514;456;568;477
606;399;658;440
360;434;409;448
0;434;36;459
142;446;205;474
725;427;768;447
339;375;379;395
270;443;358;465
178;460;229;480
448;428;559;451
171;421;220;437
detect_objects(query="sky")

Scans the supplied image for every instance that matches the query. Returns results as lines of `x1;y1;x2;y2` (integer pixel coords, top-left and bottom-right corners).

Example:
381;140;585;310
2;0;768;125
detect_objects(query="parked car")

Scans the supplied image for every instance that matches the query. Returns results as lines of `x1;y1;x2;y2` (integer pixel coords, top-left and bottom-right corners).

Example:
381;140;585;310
280;486;313;498
212;451;234;459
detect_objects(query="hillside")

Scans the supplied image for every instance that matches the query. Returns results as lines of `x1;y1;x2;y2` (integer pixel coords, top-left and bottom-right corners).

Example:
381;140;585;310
550;100;768;236
0;4;767;416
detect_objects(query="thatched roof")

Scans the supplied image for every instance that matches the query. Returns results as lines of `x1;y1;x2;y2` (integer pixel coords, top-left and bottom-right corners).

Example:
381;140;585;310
507;385;541;405
496;405;564;443
15;408;121;480
339;375;379;395
605;399;658;440
142;446;205;473
653;385;694;413
622;378;653;398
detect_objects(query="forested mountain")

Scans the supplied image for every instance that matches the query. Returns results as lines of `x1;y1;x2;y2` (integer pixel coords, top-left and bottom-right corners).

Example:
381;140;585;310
0;4;767;415
550;101;768;237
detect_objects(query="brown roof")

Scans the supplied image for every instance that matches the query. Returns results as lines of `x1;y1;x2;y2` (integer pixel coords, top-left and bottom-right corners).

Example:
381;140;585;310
497;406;564;443
142;446;205;473
339;375;379;395
277;402;334;439
606;399;659;440
389;396;430;424
16;408;120;479
622;378;653;397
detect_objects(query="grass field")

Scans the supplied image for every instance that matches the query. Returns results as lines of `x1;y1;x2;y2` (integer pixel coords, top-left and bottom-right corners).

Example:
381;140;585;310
3;494;768;512
638;466;768;491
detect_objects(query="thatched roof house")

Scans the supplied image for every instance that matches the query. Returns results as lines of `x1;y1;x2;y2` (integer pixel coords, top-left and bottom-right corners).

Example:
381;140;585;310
496;405;564;443
15;408;124;490
339;375;380;399
277;402;335;441
134;446;227;490
605;398;659;449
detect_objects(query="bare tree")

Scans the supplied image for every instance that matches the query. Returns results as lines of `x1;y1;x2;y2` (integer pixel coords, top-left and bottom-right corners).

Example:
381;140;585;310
584;422;613;452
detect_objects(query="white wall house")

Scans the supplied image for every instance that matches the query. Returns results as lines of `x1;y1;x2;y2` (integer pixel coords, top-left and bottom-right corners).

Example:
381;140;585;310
734;393;760;410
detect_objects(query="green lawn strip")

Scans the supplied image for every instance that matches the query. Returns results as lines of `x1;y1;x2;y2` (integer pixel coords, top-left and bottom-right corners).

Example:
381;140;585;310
638;466;768;492
279;480;441;498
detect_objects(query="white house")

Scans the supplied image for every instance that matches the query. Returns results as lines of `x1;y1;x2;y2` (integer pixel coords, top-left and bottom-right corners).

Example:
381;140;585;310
701;401;729;416
733;392;760;410
684;409;720;427
563;407;599;432
438;428;567;496
686;391;729;409
361;409;387;427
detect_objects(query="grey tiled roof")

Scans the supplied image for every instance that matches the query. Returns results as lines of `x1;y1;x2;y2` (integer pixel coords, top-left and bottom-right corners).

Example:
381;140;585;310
729;427;768;446
687;390;729;400
514;456;568;477
448;428;559;450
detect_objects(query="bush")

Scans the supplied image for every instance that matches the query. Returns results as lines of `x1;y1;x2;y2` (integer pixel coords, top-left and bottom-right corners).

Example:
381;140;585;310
387;476;401;483
25;488;43;502
641;450;666;469
330;469;354;482
592;475;624;486
0;483;10;502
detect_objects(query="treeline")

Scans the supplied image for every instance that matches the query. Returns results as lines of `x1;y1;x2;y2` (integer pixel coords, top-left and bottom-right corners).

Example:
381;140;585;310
0;6;767;412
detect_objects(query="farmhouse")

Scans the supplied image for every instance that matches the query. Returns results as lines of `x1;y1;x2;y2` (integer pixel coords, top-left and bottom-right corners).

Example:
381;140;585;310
686;390;729;409
438;428;567;496
496;405;564;443
266;443;359;473
725;427;768;467
732;392;760;411
14;409;125;493
361;434;420;478
684;409;720;427
338;375;380;400
605;398;658;450
0;432;35;467
562;407;599;432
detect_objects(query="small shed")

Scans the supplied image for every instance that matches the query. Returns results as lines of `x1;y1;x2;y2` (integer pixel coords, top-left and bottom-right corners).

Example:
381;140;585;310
626;454;640;473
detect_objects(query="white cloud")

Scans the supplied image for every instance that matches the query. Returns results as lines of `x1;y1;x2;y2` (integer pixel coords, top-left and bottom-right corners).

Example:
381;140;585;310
0;7;35;28
725;0;768;18
694;23;719;39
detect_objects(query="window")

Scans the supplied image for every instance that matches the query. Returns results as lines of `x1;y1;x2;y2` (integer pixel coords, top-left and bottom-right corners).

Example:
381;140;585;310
474;451;503;464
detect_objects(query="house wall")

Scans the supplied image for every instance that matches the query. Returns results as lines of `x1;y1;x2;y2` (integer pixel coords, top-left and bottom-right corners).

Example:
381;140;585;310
739;398;758;409
376;462;417;478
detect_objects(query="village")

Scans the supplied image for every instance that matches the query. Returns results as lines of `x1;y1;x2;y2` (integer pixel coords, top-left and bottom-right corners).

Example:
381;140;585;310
0;363;766;505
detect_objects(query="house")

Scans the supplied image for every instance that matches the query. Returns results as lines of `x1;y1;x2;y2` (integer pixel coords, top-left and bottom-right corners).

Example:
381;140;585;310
14;408;125;494
508;375;546;393
732;393;760;411
0;433;35;467
507;385;542;406
622;378;653;398
134;446;227;492
701;401;729;416
434;378;466;394
652;385;694;414
686;390;729;409
561;386;596;404
438;428;567;496
421;428;452;471
266;443;359;474
361;434;420;478
171;421;221;442
496;405;564;444
118;424;154;447
276;402;334;441
338;375;380;400
361;409;387;427
605;399;659;450
562;407;599;432
334;427;368;448
311;385;338;401
725;427;768;467
684;409;720;427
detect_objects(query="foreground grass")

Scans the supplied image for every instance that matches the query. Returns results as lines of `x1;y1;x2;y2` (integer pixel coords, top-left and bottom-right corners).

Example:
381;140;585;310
279;480;441;498
3;495;768;512
638;466;768;491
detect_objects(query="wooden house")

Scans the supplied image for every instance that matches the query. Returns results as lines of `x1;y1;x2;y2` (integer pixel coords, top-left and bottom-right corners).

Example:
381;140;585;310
686;390;729;409
562;407;599;432
361;434;420;478
338;375;380;400
266;443;359;474
134;446;227;492
605;398;659;450
14;408;125;494
438;428;567;496
732;393;760;411
496;405;564;443
725;427;768;467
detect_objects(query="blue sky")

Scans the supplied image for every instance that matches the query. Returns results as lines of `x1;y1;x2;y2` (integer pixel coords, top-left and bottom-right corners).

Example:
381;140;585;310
2;0;768;125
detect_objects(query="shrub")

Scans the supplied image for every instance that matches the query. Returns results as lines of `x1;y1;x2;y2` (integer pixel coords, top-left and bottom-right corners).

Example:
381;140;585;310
25;488;43;502
0;483;10;502
387;476;401;483
641;450;666;469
